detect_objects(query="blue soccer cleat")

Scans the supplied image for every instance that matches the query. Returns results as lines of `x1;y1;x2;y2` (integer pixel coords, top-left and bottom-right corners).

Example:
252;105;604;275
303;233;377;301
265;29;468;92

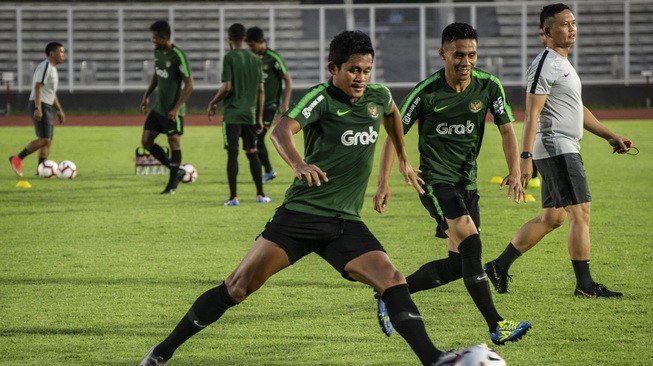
223;197;240;206
263;170;277;183
374;291;394;337
489;320;532;345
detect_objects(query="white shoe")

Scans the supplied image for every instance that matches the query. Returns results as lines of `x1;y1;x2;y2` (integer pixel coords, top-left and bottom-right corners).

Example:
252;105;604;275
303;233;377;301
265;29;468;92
139;345;167;366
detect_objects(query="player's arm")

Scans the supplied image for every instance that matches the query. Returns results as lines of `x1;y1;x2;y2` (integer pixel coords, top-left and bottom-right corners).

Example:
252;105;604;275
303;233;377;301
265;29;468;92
280;72;293;114
140;72;157;114
168;75;194;121
207;81;232;120
582;106;631;153
33;82;43;121
497;122;523;203
52;95;65;124
257;82;265;132
520;92;547;188
270;116;328;187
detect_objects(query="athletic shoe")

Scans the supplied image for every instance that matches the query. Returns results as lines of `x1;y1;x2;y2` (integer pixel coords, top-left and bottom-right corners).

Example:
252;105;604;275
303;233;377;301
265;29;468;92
485;260;511;294
574;283;623;298
139;345;167;366
9;155;23;177
263;170;277;183
256;195;272;203
160;188;176;195
224;197;239;206
489;320;532;345
374;291;393;337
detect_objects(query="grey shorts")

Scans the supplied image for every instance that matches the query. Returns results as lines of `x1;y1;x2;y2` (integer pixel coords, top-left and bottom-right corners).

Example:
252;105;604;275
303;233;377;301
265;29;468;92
534;153;591;208
28;101;54;138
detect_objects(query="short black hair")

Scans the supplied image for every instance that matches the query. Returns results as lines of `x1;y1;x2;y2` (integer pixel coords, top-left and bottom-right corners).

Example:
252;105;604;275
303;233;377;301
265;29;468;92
540;3;571;28
328;30;374;68
441;23;478;46
45;42;63;56
150;20;171;39
228;23;246;40
245;26;265;43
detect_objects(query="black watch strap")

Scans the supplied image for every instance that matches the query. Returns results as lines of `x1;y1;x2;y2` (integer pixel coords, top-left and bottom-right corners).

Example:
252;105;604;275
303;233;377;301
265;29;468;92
520;151;533;159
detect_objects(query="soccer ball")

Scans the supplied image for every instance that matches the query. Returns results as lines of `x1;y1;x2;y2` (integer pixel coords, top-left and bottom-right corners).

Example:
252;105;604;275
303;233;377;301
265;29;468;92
180;164;198;183
456;344;506;366
58;160;77;179
37;160;59;178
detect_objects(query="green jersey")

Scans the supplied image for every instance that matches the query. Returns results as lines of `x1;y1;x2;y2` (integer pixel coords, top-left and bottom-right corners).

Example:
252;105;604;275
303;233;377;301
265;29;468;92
261;49;289;111
152;45;191;117
221;49;263;125
400;68;514;189
284;81;394;221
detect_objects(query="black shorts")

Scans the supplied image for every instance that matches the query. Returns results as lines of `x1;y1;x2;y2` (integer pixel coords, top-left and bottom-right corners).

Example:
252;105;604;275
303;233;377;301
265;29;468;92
28;101;54;138
143;111;184;136
419;184;481;239
262;108;278;127
223;123;257;151
534;153;591;208
260;206;386;281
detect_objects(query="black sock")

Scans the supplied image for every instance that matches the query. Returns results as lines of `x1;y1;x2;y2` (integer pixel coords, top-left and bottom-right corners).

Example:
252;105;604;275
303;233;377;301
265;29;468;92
38;157;46;165
246;152;264;196
406;251;462;294
257;133;273;173
571;260;594;289
382;284;441;365
154;282;237;360
458;234;503;331
227;149;239;198
18;148;30;159
494;242;522;273
149;143;171;168
166;149;182;189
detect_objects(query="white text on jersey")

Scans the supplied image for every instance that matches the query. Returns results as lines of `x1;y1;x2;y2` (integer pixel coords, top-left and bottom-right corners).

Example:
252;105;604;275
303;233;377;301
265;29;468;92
436;120;475;135
341;126;379;146
302;95;325;118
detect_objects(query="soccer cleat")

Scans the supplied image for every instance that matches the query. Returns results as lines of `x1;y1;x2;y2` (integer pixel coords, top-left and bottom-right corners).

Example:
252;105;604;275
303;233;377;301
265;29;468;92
574;283;623;298
374;291;393;337
256;195;272;203
224;197;239;206
160;188;176;195
485;260;512;294
139;345;167;366
489;320;532;345
262;170;277;183
9;155;23;177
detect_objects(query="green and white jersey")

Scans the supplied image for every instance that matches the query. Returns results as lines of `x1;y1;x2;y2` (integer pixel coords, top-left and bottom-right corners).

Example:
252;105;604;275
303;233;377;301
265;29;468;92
152;45;191;117
262;49;289;111
284;81;394;221
400;68;514;189
221;49;263;125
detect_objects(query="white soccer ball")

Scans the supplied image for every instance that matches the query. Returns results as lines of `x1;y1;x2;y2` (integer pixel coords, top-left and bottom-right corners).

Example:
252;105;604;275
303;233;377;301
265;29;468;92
58;160;77;179
456;344;506;366
37;160;59;178
180;164;198;183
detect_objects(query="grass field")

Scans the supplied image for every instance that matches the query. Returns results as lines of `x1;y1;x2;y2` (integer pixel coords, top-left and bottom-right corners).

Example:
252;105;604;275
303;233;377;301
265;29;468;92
1;120;652;365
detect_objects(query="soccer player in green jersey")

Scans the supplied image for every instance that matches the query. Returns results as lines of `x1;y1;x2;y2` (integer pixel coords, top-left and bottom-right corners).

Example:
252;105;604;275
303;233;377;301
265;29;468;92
140;30;491;366
373;23;531;345
208;23;270;206
140;20;193;195
246;26;293;183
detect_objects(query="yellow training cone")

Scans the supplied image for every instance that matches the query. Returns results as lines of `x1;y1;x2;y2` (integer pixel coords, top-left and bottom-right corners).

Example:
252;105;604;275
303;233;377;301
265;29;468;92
528;177;541;189
15;180;32;189
525;194;536;202
490;176;503;184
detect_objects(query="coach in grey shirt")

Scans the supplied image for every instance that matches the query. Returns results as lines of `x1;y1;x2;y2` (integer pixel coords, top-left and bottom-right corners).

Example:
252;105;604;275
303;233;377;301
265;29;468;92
484;3;631;298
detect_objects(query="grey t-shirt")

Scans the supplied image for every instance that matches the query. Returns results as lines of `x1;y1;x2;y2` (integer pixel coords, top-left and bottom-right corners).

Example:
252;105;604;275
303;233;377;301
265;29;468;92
526;48;583;159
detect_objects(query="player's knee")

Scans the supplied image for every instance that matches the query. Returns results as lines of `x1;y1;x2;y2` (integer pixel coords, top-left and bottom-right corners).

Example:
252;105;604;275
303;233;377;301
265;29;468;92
543;212;565;229
245;148;258;156
38;137;50;147
225;278;248;303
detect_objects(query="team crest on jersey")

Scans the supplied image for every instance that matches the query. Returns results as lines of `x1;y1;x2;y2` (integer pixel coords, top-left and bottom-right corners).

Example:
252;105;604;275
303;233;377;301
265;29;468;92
367;103;379;119
165;61;171;68
469;100;483;113
263;64;269;71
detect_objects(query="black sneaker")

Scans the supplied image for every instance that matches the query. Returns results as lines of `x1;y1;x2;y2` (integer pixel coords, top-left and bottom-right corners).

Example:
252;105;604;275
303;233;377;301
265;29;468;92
484;260;511;294
574;283;623;298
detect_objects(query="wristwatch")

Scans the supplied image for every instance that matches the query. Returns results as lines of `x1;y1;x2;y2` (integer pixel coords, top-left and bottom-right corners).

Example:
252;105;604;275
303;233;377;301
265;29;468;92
520;151;533;159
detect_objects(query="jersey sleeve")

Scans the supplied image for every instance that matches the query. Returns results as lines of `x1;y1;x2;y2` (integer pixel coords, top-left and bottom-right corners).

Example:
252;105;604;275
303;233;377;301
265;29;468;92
487;76;514;125
269;50;289;75
221;53;232;82
378;84;394;116
527;51;556;95
398;87;423;134
173;48;192;77
285;85;328;128
32;62;48;85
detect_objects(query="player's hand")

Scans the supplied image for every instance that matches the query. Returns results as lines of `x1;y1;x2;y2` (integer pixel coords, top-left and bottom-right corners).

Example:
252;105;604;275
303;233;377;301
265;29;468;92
609;136;631;154
292;161;328;187
397;159;425;195
140;98;149;114
56;110;65;124
519;158;533;190
167;108;179;122
33;108;43;122
373;181;391;214
500;172;524;204
256;120;265;134
207;104;216;121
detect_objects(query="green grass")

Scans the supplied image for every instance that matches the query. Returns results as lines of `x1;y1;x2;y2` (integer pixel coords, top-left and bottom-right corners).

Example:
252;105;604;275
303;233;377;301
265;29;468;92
1;120;652;365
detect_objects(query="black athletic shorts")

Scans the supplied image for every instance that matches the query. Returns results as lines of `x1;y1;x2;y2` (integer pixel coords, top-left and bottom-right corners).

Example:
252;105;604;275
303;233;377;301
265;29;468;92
223;123;257;151
534;153;591;208
262;108;278;127
260;206;386;281
419;183;481;239
28;101;54;138
143;111;184;136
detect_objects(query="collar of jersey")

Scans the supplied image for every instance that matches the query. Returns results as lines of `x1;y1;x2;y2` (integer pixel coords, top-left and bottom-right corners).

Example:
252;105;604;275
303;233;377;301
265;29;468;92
327;78;365;106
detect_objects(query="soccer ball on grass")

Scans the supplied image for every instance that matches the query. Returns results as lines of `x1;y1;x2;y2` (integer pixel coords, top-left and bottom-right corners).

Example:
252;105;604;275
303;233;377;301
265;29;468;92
180;164;198;183
58;160;77;179
37;160;59;178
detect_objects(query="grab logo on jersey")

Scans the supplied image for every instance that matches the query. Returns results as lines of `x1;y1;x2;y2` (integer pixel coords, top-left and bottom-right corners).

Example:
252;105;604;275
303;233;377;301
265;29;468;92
403;96;421;124
155;67;169;79
341;126;379;146
492;96;505;115
302;95;325;118
436;120;475;135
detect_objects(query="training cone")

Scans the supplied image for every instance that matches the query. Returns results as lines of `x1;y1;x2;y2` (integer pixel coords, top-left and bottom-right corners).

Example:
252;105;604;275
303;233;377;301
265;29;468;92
525;193;536;202
528;177;541;189
15;180;32;189
490;176;503;184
